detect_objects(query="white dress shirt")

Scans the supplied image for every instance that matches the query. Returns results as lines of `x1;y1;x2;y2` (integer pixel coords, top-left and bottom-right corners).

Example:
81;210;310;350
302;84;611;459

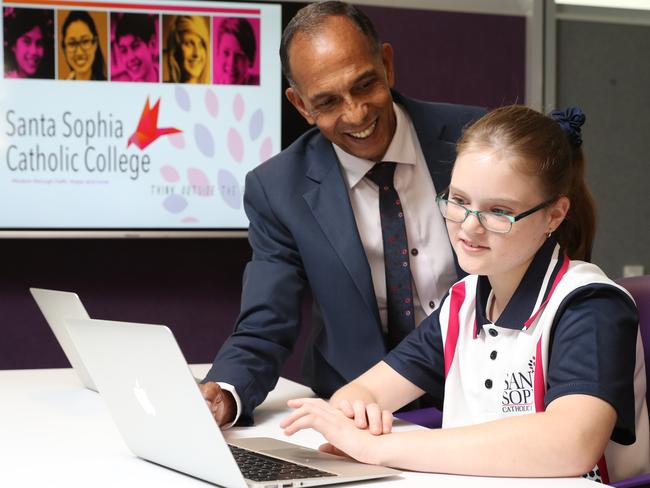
333;102;457;330
222;102;457;425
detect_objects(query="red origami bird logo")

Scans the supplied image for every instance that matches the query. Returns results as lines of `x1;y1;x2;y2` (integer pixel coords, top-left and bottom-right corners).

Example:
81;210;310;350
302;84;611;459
127;97;181;150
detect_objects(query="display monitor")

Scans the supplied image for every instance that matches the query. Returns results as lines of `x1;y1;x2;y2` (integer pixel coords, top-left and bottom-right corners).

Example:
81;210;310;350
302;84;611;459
0;0;282;236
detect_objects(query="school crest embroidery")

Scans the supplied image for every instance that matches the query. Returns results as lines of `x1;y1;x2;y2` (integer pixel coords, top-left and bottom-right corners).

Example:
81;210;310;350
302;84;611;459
501;355;536;414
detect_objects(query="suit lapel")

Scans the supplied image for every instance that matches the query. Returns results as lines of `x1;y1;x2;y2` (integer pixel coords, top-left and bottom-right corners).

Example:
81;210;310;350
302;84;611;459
395;91;456;193
397;92;465;279
302;137;381;324
421;138;457;193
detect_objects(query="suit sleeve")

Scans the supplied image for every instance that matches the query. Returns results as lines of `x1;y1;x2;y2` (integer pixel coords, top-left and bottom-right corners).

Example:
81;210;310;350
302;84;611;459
203;170;307;425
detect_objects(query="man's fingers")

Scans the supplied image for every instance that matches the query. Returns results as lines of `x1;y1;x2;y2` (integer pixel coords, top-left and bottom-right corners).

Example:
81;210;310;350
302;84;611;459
198;382;235;427
198;381;219;402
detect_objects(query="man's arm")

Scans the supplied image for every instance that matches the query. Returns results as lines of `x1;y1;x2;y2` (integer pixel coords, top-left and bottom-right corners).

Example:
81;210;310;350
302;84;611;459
202;169;308;426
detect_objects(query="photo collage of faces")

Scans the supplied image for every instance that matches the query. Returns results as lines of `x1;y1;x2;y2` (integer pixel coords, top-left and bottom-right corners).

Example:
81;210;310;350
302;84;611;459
3;7;261;85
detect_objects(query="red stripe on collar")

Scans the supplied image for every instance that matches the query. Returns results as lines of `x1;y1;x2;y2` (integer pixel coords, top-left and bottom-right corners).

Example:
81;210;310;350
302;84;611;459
523;252;570;329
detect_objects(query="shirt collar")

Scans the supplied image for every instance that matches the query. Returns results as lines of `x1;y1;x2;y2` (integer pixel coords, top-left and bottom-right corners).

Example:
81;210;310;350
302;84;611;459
475;237;566;333
334;102;418;189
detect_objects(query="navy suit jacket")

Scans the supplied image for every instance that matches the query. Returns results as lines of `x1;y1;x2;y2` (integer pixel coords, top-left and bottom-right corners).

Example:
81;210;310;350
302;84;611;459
205;93;485;424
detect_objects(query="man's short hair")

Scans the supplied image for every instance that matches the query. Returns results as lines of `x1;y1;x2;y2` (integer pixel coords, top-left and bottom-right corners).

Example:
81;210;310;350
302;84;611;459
115;13;156;43
279;1;380;86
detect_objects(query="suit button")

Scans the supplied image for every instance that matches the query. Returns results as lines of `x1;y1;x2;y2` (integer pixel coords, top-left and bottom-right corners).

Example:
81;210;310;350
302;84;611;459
490;350;497;360
429;301;435;308
411;248;419;256
489;328;498;337
485;379;493;389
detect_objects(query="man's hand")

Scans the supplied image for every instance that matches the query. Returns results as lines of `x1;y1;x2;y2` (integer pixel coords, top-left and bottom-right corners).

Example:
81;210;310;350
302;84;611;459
198;381;236;427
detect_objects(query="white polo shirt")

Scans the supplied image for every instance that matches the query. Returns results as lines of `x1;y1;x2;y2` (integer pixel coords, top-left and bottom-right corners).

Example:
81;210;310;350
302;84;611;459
385;239;650;484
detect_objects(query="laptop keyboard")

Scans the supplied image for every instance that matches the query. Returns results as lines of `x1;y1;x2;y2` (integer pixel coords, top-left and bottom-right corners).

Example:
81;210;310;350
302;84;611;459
228;445;337;482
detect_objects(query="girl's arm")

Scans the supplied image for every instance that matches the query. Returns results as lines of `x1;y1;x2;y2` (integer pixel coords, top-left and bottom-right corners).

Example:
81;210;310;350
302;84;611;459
330;360;425;412
282;392;616;478
325;308;446;434
372;393;616;477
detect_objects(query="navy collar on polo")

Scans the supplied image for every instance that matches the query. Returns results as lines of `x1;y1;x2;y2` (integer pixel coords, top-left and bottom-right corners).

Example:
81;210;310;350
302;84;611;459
475;237;565;332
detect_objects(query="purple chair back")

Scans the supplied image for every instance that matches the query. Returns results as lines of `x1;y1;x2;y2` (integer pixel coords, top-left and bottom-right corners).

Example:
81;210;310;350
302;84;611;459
394;406;442;429
616;275;650;413
611;278;650;488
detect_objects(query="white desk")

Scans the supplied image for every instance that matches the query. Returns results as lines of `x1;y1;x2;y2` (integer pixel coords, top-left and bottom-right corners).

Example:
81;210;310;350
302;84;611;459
0;366;599;487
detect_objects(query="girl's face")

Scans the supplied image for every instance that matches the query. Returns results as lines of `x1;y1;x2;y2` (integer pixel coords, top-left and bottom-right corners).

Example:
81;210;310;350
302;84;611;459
13;26;44;77
64;20;97;78
446;146;567;284
180;31;206;82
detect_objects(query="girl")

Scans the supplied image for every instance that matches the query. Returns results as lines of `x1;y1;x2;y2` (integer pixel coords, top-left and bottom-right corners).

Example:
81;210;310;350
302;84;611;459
61;11;107;81
165;16;210;84
281;105;649;484
4;8;54;79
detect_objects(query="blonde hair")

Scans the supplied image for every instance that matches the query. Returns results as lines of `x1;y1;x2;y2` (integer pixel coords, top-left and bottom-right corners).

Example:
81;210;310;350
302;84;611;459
166;16;209;83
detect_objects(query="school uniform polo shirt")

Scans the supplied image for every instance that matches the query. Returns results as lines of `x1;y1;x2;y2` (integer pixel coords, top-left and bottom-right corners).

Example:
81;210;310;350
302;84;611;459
384;238;650;483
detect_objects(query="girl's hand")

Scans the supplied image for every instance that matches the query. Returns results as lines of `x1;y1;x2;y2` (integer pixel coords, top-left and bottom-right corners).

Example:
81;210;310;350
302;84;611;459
334;398;393;435
280;398;384;464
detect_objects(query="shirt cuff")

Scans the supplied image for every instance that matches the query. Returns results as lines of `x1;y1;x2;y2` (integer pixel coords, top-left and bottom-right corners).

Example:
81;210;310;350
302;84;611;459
216;382;242;429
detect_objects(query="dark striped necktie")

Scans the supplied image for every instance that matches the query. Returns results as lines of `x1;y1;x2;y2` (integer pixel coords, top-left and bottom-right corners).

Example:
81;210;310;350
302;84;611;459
365;162;415;349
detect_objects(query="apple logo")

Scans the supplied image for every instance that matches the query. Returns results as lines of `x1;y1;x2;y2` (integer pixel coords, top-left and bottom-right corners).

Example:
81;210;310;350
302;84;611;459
133;380;157;416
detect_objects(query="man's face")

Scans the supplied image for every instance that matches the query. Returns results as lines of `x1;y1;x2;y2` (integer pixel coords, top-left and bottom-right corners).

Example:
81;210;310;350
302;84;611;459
285;16;396;162
117;34;155;82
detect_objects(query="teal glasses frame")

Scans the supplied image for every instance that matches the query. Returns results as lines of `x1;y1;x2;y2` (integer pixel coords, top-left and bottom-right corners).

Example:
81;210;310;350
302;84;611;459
435;195;554;234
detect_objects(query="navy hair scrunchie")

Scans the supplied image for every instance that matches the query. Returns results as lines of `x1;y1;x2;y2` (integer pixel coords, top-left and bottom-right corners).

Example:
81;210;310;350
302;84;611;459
549;106;586;148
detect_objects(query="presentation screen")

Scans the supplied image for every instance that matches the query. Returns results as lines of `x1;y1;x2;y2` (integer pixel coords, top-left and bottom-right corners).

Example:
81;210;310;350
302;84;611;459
0;0;282;236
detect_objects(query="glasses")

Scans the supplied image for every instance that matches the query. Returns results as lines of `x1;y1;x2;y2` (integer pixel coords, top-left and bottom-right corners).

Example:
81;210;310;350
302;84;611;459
436;195;554;234
64;37;96;52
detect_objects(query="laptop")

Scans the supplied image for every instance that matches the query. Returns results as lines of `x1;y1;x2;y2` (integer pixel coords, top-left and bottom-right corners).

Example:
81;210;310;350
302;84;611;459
65;317;401;488
29;288;97;391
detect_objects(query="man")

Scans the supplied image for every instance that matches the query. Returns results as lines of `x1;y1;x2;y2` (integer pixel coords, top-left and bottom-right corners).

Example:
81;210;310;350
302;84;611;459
112;13;159;83
200;1;485;427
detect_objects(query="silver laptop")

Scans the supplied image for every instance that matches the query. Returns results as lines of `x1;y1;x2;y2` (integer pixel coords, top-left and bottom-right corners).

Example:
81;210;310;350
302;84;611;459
29;288;97;391
65;317;401;488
